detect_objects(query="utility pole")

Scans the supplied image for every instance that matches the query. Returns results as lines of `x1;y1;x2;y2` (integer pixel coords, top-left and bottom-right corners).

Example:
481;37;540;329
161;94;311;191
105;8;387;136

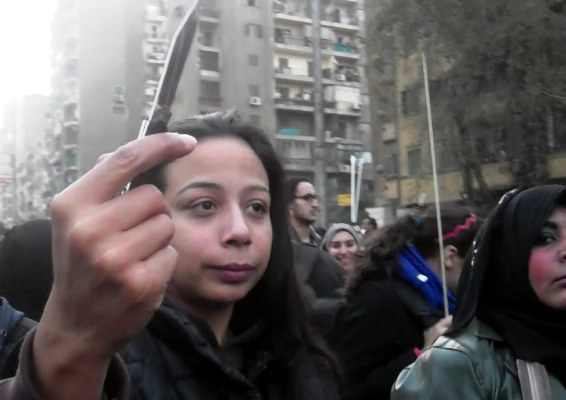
311;0;327;225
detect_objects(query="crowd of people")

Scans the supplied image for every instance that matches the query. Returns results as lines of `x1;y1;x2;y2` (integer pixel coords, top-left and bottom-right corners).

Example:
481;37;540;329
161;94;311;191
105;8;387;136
0;112;564;399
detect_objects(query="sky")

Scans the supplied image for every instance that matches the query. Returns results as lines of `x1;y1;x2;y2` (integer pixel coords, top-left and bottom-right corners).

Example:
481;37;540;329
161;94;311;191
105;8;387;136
0;1;57;114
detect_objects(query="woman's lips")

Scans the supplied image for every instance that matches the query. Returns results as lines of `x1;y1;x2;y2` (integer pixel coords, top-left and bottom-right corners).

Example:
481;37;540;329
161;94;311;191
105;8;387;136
209;264;256;284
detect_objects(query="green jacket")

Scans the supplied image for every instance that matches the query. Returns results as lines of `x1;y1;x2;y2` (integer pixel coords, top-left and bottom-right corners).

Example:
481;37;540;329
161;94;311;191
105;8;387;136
391;319;566;399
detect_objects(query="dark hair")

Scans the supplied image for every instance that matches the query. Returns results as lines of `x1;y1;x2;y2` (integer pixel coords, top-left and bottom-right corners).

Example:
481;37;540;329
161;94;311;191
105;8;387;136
348;205;480;294
132;111;336;372
0;219;53;320
364;217;378;230
285;177;313;206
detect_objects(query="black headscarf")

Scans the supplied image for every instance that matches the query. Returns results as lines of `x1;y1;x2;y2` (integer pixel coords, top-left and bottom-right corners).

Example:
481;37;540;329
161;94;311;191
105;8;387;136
451;185;566;386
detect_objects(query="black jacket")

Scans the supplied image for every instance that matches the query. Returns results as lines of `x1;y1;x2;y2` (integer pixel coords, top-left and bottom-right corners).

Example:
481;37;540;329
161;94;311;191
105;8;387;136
331;278;442;400
124;301;338;400
0;301;339;400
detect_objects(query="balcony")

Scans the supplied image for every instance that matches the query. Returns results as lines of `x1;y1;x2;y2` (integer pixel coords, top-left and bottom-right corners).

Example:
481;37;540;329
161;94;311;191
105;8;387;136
145;36;169;45
273;1;312;24
199;7;220;23
275;96;314;112
273;33;312;55
326;42;359;60
274;135;316;170
199;96;222;108
146;5;166;22
321;11;360;32
324;102;362;116
322;67;361;86
146;50;167;65
274;67;314;84
325;140;365;173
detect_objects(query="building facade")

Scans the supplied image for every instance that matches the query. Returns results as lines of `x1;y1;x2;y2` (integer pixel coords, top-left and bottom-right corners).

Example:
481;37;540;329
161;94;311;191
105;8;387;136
42;0;372;225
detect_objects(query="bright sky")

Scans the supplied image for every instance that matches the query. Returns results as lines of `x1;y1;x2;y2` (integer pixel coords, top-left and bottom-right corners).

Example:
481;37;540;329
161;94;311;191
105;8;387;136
0;1;57;113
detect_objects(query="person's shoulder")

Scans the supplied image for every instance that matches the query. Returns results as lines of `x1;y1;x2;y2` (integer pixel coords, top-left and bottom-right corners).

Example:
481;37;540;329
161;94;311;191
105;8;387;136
348;280;400;307
391;319;512;400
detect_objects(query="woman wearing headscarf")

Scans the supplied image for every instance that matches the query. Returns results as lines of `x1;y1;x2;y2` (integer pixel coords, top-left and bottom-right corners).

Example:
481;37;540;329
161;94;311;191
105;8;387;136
392;185;566;399
331;206;479;400
320;223;361;287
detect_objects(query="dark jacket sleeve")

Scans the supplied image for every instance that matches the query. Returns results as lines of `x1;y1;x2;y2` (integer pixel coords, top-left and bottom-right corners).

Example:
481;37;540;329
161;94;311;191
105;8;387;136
332;282;423;400
0;329;130;400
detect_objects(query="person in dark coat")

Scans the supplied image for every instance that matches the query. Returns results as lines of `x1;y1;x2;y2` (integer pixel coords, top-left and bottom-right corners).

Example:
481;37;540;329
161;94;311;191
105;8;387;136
392;185;566;399
331;206;479;400
0;219;53;320
0;113;339;400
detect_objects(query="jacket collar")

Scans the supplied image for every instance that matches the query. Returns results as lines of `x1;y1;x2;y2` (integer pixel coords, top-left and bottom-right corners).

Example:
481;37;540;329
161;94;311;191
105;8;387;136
470;318;504;342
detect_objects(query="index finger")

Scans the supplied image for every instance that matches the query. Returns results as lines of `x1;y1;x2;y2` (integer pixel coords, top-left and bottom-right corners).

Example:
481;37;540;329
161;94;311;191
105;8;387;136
64;133;196;205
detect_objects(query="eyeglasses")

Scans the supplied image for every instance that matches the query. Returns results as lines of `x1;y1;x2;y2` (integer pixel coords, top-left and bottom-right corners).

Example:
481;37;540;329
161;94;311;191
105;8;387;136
295;193;319;202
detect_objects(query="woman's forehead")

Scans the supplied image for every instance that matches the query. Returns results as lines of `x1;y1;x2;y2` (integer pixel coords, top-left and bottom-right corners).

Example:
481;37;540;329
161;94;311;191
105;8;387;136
165;137;268;186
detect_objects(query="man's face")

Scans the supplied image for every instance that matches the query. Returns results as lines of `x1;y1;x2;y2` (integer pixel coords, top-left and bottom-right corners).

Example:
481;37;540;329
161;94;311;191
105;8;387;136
290;181;320;224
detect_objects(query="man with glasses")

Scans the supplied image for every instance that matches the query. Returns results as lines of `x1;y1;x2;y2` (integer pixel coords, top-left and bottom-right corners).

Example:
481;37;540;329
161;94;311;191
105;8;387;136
285;178;343;335
286;178;322;245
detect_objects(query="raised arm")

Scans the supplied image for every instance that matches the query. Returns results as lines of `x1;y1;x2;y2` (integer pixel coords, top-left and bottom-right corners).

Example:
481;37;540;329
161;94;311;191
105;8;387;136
25;133;195;400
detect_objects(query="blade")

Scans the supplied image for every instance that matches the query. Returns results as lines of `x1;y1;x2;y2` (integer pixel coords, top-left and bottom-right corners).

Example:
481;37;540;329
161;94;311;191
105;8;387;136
141;0;201;138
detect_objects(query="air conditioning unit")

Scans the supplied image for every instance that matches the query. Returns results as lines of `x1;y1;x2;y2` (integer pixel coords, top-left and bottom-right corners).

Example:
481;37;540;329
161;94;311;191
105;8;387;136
351;103;361;111
249;96;262;106
336;73;346;81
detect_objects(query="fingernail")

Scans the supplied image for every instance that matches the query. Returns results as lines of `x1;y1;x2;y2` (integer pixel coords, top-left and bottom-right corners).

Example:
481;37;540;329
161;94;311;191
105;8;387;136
170;132;197;148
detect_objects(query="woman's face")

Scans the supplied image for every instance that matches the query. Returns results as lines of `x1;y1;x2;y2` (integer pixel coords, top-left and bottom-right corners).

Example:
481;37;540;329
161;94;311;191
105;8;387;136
163;137;272;308
529;207;566;310
328;230;358;274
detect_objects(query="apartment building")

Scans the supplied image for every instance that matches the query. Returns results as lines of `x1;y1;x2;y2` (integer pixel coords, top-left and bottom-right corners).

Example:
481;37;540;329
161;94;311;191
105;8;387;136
46;0;371;224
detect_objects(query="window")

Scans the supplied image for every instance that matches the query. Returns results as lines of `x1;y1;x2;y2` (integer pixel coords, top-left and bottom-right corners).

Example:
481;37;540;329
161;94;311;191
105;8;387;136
199;50;219;71
401;86;422;116
174;5;185;18
249;114;261;126
200;81;221;99
249;84;260;97
407;148;421;176
112;86;127;114
278;57;289;70
200;31;215;47
437;139;456;170
277;86;290;99
385;153;399;176
245;23;263;38
248;54;259;66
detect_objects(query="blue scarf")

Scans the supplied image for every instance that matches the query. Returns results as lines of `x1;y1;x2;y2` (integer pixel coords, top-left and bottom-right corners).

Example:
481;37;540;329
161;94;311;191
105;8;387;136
398;245;456;313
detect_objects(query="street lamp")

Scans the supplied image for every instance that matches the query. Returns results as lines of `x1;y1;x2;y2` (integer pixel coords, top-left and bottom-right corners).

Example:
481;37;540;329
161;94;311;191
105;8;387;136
350;151;372;223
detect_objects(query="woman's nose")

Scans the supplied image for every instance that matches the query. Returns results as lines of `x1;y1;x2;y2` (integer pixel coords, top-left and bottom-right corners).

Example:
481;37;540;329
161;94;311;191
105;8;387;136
222;206;251;246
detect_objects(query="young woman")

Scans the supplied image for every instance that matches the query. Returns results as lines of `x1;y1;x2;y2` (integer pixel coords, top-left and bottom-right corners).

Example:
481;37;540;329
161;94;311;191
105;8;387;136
321;223;361;286
0;113;338;400
392;185;566;399
331;206;479;400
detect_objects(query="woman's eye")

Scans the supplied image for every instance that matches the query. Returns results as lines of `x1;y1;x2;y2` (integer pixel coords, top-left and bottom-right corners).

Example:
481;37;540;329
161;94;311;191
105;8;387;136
248;201;268;216
191;200;216;214
536;231;558;246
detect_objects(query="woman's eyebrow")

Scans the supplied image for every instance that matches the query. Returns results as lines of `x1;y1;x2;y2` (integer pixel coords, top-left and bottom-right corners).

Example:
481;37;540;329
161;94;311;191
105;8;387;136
541;220;558;230
176;181;221;197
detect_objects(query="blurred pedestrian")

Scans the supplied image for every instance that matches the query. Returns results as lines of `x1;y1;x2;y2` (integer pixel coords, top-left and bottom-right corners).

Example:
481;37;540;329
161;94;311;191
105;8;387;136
332;206;479;400
392;186;566;399
0;219;52;320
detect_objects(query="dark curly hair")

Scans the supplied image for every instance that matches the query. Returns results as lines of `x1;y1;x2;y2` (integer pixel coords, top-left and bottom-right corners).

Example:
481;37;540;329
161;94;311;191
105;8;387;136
348;205;480;296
